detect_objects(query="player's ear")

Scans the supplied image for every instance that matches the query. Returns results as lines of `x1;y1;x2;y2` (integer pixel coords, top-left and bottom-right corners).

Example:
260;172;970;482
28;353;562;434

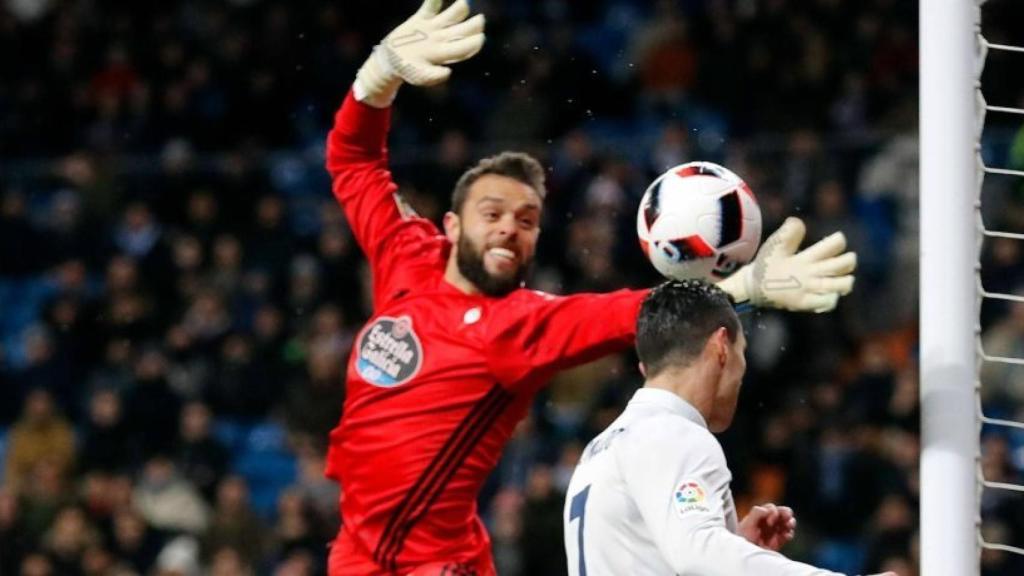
708;327;729;369
443;211;461;243
637;362;647;377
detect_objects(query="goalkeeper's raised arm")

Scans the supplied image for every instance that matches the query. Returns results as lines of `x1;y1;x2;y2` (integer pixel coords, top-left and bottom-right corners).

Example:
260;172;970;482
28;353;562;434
325;0;484;293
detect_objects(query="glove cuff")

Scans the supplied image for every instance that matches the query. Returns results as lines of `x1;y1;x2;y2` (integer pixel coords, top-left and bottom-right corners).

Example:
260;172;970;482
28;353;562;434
717;266;754;306
354;46;403;108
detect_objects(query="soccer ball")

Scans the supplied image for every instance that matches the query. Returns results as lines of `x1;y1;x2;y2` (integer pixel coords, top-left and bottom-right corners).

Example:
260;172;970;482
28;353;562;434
637;161;762;281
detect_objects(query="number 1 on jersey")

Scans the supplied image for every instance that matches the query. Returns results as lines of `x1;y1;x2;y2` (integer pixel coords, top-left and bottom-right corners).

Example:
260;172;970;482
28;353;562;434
569;485;591;576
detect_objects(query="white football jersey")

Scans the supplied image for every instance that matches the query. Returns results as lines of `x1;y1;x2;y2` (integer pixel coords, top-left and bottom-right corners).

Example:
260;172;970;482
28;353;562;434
563;387;844;576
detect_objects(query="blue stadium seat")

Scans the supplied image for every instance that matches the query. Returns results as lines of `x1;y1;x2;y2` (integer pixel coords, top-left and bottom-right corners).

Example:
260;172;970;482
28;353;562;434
232;421;298;518
212;419;250;454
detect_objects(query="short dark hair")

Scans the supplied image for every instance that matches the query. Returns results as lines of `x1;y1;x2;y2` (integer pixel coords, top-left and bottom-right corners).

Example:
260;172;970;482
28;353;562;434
636;280;740;378
451;152;546;215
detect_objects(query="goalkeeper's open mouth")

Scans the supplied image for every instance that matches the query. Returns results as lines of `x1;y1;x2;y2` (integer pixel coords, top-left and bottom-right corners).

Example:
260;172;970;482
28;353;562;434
485;246;518;272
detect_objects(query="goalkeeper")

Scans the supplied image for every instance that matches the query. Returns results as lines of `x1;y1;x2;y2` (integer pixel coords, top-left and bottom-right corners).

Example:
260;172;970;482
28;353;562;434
324;1;857;574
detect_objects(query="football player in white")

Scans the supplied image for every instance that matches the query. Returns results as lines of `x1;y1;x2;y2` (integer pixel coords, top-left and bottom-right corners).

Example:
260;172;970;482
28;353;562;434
563;280;895;576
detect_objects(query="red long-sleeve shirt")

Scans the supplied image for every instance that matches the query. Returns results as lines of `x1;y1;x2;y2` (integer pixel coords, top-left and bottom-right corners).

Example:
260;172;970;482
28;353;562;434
325;92;647;575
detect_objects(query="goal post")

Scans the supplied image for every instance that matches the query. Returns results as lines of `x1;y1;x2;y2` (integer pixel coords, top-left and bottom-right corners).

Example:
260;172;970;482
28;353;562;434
919;1;981;575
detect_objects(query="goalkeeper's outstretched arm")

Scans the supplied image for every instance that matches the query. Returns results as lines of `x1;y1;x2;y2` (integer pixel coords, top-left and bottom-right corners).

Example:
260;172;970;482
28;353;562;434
717;217;857;313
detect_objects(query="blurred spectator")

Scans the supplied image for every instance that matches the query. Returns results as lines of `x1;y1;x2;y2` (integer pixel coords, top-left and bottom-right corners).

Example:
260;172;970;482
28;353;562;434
272;548;318;576
208;545;255;576
245;196;292;278
0;487;29;574
204;476;269;569
133;456;210;535
1;190;45;276
20;459;75;549
19;552;56;576
124;348;183;460
271;488;327;570
209;234;244;296
153;535;201;576
283;321;346;439
3;388;75;495
80;388;133;474
40;505;101;574
489;488;524;576
207;333;277;420
290;438;339;533
176;401;230;502
10;327;76;415
520;465;566;576
111;507;163;574
632;0;697;107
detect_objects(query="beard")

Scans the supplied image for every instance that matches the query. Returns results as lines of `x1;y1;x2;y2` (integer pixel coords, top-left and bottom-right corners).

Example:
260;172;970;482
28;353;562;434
456;234;531;297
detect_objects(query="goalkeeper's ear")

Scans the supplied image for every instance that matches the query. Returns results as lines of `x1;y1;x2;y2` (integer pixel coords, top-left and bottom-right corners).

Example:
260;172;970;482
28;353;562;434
442;211;462;244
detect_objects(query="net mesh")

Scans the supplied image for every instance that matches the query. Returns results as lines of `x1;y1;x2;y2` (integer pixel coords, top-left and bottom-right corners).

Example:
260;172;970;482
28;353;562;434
976;11;1024;560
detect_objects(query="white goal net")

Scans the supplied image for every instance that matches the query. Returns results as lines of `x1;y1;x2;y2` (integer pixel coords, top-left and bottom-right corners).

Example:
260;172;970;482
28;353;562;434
976;10;1024;573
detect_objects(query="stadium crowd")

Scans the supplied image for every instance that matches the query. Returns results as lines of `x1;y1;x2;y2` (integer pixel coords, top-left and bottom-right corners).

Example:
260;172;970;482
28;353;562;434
1;0;1023;574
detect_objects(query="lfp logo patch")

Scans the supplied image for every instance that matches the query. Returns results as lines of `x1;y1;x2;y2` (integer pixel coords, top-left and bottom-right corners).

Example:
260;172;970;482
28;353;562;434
355;315;423;387
675;481;705;504
673;479;710;517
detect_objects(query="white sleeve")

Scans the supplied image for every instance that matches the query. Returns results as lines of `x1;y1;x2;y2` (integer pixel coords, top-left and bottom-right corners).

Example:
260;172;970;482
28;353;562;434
617;419;845;576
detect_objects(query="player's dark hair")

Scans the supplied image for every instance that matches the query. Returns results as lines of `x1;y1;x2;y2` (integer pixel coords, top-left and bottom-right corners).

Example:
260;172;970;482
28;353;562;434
636;280;740;378
451;151;546;215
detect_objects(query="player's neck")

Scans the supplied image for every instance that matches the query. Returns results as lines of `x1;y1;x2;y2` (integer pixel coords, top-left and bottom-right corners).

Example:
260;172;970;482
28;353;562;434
644;366;716;424
444;254;481;295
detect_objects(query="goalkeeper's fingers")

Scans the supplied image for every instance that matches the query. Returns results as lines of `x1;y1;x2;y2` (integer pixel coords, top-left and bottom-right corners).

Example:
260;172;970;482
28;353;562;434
434;0;472;26
804;292;840;314
416;0;444;18
430;33;486;64
765;217;807;256
413;64;453;86
811;251;857;276
810;274;855;296
439;13;485;42
795;231;847;263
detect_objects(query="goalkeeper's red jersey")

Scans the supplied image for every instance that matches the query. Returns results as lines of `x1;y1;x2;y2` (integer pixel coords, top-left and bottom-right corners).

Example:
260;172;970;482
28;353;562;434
325;92;647;575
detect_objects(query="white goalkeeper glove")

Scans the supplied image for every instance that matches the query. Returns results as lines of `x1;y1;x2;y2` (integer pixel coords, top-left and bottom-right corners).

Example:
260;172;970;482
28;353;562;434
353;0;486;108
717;217;857;313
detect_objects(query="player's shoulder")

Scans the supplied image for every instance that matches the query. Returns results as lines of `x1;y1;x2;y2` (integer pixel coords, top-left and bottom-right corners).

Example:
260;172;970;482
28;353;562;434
618;411;723;460
382;219;448;265
580;423;629;464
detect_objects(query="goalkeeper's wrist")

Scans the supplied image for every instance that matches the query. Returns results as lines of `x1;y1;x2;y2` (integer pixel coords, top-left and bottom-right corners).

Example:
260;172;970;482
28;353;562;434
717;268;753;308
354;46;402;108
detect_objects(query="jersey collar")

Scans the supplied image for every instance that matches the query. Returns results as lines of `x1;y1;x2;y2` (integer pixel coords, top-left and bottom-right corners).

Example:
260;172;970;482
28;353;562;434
631;387;708;429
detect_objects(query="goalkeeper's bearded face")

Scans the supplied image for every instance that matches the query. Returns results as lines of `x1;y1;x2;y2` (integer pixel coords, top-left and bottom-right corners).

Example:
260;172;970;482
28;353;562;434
451;174;541;296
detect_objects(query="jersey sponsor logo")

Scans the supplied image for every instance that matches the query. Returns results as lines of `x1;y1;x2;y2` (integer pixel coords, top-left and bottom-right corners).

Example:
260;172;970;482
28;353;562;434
355;315;423;387
673;479;710;516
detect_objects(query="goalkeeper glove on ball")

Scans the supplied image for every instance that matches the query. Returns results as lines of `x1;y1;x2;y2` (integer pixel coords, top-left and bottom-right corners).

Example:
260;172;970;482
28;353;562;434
717;217;857;313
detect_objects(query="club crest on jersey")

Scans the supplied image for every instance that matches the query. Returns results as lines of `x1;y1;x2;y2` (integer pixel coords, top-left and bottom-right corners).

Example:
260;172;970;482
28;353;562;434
355;315;423;387
673;479;710;517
